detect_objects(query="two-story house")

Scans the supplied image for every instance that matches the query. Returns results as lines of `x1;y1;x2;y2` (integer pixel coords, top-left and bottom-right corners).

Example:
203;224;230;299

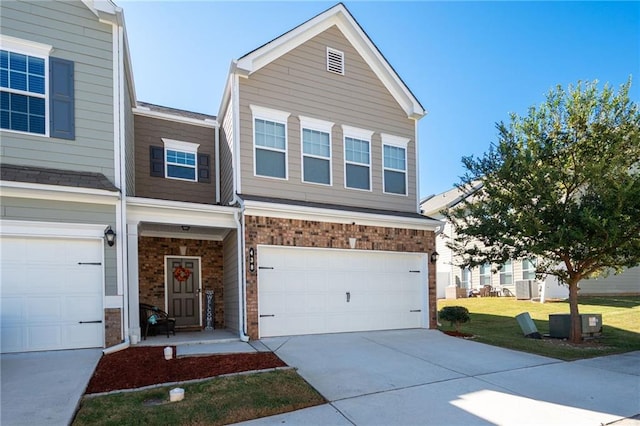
1;1;441;352
422;185;639;300
0;0;134;352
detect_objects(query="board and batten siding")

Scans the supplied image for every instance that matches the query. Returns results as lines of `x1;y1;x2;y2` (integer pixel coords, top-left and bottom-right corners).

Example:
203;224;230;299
0;197;118;295
133;114;217;204
124;79;136;196
0;0;116;181
220;101;235;205
238;25;418;213
223;230;239;333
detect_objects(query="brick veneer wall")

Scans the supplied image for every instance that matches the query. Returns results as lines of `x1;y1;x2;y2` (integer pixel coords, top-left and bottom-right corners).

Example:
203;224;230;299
244;215;437;339
105;308;122;347
138;237;225;329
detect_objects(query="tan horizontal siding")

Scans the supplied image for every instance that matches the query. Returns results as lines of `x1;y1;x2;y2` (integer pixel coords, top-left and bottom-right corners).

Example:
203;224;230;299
238;25;417;212
0;0;115;181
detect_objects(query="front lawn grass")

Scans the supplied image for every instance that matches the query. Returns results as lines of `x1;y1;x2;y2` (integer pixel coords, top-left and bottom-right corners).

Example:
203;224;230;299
73;369;325;426
438;296;640;361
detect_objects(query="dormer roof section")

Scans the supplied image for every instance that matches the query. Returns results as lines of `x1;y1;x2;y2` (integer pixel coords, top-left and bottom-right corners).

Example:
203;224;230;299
235;3;425;120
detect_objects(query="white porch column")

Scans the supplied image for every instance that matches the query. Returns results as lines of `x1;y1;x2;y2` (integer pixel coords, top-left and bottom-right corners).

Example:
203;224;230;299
127;222;141;341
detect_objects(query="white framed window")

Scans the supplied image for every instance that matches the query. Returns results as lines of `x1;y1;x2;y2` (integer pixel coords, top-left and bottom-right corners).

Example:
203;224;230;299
326;47;344;75
522;258;537;280
500;260;513;285
162;138;200;182
343;125;373;191
460;267;470;289
480;263;491;286
382;133;409;195
0;35;52;136
251;104;290;179
300;116;333;186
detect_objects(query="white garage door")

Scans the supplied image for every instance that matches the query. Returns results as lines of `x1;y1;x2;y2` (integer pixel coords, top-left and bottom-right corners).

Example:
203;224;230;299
1;237;104;353
258;246;428;337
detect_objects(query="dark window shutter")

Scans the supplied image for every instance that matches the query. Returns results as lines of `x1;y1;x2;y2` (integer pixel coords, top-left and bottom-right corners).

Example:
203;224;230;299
198;153;211;183
49;57;75;140
150;145;164;177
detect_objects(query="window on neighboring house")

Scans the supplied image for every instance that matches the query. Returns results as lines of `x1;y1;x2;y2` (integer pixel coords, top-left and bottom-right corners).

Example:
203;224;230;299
522;258;537;280
300;116;333;185
480;263;491;286
460;267;470;289
343;125;373;191
500;260;513;285
382;134;409;195
149;138;210;183
251;105;289;179
0;36;73;139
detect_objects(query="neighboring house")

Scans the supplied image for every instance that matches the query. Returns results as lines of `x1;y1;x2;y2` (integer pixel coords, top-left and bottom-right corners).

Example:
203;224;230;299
1;1;441;353
0;0;133;352
421;185;639;299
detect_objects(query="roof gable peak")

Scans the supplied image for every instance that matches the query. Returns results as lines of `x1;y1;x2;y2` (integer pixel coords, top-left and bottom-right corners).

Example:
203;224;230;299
235;3;424;120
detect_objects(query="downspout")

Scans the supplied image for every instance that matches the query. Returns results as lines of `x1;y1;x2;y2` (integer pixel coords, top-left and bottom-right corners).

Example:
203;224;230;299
233;194;249;342
215;124;221;204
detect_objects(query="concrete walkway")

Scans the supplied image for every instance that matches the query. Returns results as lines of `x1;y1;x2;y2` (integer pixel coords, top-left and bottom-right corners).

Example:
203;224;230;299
240;330;640;426
0;348;101;426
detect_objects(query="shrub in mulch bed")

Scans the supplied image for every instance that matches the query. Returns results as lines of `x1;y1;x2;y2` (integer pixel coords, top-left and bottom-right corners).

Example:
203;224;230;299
86;346;287;394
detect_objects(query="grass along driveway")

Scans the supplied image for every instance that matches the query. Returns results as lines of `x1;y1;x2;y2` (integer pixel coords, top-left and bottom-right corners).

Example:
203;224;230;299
437;296;640;360
73;370;325;426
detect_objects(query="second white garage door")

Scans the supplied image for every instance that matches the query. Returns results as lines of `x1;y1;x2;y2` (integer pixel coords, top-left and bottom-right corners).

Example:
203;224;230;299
258;246;428;337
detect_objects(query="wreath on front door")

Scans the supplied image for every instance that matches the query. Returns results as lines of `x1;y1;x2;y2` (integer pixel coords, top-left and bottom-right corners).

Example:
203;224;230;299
173;266;192;282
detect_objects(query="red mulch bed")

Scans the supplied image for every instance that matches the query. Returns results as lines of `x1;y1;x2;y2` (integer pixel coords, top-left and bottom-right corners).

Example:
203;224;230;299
86;347;287;394
442;330;474;338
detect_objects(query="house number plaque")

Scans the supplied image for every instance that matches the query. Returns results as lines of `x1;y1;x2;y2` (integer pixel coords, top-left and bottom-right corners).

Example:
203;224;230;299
205;290;214;330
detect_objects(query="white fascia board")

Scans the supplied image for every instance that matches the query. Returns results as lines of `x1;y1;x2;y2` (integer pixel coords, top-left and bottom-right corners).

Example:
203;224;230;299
133;107;218;128
243;199;443;231
140;230;226;242
126;196;238;228
235;4;424;119
0;219;107;238
0;180;120;205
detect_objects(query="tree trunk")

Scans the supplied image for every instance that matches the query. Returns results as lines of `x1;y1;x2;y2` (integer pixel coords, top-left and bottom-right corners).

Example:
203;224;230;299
567;280;581;343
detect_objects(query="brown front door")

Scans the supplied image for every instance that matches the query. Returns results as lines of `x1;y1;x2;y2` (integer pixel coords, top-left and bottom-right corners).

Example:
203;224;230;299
167;257;200;327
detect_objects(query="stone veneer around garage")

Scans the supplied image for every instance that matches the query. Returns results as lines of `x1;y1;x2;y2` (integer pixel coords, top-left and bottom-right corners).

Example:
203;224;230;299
243;215;437;340
138;237;225;329
104;308;122;347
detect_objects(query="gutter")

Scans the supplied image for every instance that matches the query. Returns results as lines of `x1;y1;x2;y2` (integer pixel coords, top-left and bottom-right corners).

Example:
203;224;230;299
103;339;129;355
232;194;250;342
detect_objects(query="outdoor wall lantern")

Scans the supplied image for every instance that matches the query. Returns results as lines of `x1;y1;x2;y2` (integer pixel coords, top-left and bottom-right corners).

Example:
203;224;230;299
430;251;439;263
104;226;116;247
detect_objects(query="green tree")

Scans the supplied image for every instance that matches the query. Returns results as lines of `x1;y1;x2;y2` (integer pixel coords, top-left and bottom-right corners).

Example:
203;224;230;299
445;79;640;343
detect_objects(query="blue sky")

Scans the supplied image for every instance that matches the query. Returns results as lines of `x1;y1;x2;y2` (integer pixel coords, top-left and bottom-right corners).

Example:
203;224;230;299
118;1;639;198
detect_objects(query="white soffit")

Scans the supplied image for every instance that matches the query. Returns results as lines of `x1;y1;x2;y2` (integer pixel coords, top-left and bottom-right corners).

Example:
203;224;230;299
235;4;424;119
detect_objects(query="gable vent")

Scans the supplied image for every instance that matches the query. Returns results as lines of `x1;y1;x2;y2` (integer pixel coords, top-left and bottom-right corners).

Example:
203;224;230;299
326;47;344;75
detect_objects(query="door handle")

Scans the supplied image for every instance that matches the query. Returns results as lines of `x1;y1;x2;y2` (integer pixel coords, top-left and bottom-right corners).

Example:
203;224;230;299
346;292;350;303
79;320;103;324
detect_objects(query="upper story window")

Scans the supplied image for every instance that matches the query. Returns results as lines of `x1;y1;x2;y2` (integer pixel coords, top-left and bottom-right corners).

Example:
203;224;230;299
343;125;373;191
251;105;290;180
382;134;409;195
326;47;344;75
0;35;74;140
149;139;210;183
522;258;537;280
480;263;491;286
163;139;200;182
300;116;333;186
500;260;513;285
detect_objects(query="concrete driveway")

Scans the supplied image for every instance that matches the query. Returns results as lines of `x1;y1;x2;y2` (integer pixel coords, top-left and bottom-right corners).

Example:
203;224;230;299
244;329;640;426
0;348;101;426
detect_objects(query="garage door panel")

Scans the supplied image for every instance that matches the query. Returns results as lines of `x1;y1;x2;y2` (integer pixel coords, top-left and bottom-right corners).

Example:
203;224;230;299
1;236;103;353
258;246;427;338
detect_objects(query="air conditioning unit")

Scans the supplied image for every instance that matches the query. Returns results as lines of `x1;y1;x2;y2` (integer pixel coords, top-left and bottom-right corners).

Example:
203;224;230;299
515;280;540;300
548;314;603;339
